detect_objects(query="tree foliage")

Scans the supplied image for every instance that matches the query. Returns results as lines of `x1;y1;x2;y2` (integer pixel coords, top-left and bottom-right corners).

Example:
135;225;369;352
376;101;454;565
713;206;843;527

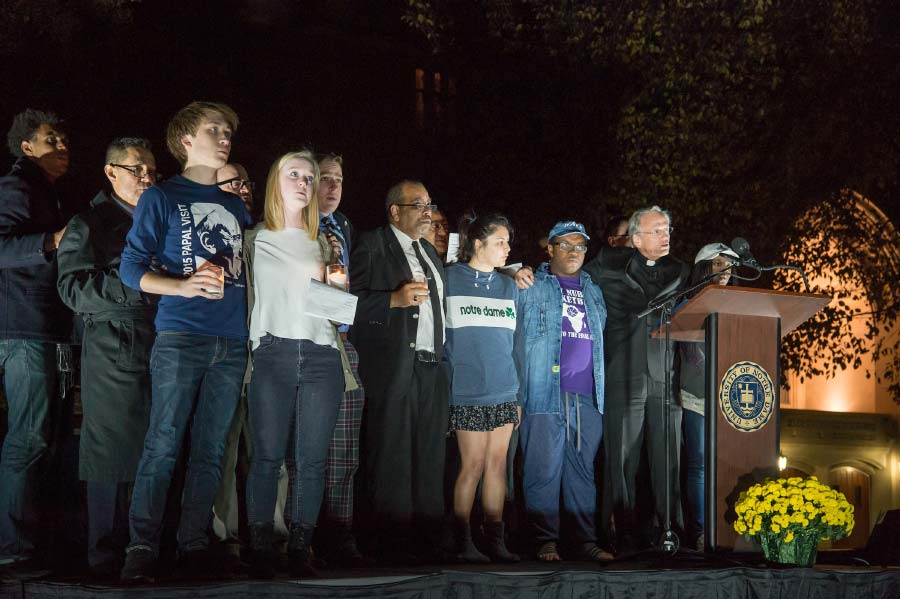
404;0;900;404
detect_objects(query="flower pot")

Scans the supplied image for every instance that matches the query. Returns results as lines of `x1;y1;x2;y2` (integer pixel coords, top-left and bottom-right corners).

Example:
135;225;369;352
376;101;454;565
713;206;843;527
760;531;818;567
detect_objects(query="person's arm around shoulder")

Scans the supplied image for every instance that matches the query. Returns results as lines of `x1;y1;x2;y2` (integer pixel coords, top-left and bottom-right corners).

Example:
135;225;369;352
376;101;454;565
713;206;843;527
56;212;139;312
120;187;222;299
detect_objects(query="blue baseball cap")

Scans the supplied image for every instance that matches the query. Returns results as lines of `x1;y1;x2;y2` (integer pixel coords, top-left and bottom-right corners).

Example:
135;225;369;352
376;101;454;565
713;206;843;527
548;221;590;242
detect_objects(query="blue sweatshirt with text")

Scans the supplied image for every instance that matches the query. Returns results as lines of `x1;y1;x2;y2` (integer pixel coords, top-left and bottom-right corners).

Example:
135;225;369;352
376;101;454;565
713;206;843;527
120;175;253;339
444;263;519;407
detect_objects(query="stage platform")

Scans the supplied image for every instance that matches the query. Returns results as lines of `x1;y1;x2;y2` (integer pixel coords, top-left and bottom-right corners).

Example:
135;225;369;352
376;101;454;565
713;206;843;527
2;557;898;599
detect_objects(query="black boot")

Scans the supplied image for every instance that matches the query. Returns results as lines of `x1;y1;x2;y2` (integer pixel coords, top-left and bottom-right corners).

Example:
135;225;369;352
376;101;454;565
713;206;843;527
454;519;489;563
287;524;318;578
248;523;276;579
484;521;520;563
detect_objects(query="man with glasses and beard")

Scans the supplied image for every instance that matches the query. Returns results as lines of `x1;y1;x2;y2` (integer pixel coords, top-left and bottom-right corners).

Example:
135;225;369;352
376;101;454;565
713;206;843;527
349;180;448;564
582;206;690;555
56;137;159;577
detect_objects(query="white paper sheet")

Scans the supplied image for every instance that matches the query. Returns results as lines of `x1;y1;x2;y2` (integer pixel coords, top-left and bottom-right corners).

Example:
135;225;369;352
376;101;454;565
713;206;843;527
304;279;358;325
498;262;523;277
446;233;460;263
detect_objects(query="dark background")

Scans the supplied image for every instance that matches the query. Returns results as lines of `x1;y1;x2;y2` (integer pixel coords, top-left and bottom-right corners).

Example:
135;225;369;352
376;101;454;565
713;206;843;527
1;0;899;264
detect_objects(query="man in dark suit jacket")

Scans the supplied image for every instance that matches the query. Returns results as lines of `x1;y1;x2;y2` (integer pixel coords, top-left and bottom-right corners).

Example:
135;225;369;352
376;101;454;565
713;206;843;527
582;205;690;554
349;180;447;563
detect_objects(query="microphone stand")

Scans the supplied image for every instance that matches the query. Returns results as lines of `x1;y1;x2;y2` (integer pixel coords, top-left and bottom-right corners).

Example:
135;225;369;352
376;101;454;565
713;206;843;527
623;264;748;566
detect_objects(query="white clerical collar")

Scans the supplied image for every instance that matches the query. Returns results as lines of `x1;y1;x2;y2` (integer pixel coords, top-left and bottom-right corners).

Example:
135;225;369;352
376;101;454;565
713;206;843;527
646;258;656;266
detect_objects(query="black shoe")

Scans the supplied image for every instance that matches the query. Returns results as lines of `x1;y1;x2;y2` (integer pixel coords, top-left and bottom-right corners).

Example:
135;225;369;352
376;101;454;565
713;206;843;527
120;548;156;584
178;547;239;581
573;542;614;563
330;540;375;569
452;520;489;564
483;521;520;563
287;524;319;578
248;524;276;579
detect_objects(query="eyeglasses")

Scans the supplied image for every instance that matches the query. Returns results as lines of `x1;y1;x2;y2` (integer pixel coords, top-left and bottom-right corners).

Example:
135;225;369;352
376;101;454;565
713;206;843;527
217;176;255;192
320;174;343;186
111;163;157;180
395;202;437;213
431;221;450;232
637;226;673;237
552;241;588;253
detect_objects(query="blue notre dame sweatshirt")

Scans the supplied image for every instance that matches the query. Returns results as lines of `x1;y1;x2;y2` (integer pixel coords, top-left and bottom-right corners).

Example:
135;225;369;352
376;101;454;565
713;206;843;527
120;175;253;339
444;263;520;407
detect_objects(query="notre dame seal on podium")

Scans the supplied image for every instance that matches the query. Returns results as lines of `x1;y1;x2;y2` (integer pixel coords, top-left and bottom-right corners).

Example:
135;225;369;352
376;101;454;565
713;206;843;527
718;361;775;432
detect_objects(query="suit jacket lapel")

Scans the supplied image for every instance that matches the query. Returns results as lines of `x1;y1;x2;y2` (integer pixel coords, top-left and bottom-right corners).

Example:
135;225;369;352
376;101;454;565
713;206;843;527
385;226;414;282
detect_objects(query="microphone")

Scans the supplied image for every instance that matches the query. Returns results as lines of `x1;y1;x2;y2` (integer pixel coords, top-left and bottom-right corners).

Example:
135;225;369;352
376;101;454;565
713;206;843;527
730;237;758;266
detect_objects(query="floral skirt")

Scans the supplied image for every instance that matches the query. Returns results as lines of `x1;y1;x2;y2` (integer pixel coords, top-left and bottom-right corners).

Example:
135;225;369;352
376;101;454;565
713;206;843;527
449;401;519;432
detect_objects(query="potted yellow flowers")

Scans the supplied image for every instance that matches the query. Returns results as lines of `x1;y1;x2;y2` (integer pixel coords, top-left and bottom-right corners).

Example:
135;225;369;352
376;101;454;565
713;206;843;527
733;476;855;566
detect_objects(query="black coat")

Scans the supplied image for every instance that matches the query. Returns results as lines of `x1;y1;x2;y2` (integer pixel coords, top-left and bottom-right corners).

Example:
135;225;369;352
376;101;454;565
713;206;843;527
57;191;157;482
582;247;689;384
349;226;445;400
0;157;72;341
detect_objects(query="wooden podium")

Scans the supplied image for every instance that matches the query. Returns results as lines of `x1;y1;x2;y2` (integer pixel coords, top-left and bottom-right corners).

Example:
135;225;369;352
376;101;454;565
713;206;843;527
661;285;830;551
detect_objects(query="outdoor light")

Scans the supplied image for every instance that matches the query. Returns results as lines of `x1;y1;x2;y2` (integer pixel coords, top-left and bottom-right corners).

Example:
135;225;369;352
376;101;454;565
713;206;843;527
778;456;787;471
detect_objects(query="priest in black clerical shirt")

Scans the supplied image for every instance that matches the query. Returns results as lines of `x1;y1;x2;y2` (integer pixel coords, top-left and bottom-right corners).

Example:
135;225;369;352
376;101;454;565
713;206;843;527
582;205;690;555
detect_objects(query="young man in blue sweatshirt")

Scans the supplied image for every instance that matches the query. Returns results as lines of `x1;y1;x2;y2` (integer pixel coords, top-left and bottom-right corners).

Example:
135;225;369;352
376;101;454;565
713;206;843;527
515;221;612;562
118;101;252;583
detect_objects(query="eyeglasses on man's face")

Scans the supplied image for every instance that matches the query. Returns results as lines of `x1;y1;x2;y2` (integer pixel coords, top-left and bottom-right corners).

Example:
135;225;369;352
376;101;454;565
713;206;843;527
637;226;673;237
552;241;588;253
111;163;157;181
431;221;450;232
217;176;255;192
395;202;437;213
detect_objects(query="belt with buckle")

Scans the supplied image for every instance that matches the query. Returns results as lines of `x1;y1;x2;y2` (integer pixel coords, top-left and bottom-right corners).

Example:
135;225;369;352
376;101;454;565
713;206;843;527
415;350;438;363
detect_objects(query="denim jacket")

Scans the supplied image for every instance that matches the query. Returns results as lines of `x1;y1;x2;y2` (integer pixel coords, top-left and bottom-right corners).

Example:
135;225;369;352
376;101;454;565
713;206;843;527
515;263;607;415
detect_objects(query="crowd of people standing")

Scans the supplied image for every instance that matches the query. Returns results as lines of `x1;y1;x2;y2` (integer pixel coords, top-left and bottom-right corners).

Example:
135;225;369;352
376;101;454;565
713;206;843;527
0;101;741;583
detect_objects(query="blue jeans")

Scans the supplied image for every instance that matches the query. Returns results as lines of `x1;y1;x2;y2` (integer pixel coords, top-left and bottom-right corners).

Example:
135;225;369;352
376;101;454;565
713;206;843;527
0;339;57;560
519;392;603;544
246;337;343;528
682;409;705;538
127;333;246;555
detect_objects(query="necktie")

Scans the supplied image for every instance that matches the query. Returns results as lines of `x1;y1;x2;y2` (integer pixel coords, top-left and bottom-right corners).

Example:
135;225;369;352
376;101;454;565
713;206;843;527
412;240;443;358
320;217;348;263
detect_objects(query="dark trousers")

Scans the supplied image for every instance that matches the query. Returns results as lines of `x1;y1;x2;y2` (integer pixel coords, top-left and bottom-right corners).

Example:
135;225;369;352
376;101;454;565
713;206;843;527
682;409;705;539
87;481;130;568
246;337;343;528
127;333;246;555
365;360;448;549
0;339;57;560
602;375;683;537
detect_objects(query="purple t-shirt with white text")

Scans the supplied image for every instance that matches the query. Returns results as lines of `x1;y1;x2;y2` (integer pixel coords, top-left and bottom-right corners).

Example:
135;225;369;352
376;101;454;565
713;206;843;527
557;275;594;395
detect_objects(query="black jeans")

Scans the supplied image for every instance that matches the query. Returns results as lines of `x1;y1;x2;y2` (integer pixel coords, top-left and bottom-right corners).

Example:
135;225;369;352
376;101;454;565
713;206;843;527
246;336;343;528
